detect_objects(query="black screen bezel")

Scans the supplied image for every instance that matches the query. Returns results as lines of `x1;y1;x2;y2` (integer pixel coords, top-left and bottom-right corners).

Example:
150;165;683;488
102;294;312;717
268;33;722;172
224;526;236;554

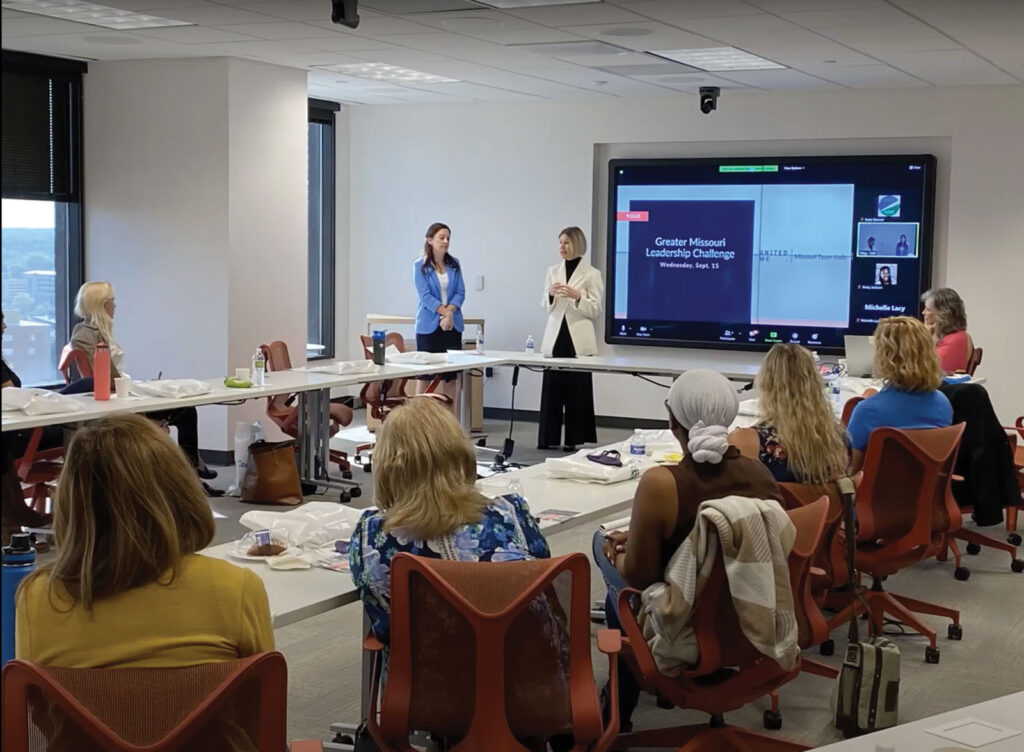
603;153;937;355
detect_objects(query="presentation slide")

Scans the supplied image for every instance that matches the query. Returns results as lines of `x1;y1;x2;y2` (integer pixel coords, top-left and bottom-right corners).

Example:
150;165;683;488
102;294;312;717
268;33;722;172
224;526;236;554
606;155;935;353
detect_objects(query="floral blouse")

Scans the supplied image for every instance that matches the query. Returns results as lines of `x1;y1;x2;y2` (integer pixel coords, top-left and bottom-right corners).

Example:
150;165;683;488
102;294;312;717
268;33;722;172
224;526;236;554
755;421;851;483
349;493;551;642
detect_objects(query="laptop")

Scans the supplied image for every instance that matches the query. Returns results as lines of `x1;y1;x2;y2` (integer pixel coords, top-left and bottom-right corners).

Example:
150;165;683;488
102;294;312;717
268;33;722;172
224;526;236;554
844;335;875;378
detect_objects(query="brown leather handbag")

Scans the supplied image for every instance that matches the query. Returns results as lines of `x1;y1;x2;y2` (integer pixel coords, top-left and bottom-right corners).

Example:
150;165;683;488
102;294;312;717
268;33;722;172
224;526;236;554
240;440;303;505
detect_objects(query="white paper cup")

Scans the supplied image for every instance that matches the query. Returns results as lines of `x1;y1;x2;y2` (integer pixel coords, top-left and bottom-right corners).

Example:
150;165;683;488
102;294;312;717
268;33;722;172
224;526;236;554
114;377;129;399
236;368;250;381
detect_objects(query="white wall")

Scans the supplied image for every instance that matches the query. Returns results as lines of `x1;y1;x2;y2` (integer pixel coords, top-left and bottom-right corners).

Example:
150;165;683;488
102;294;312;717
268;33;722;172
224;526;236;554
84;57;308;450
344;85;1024;423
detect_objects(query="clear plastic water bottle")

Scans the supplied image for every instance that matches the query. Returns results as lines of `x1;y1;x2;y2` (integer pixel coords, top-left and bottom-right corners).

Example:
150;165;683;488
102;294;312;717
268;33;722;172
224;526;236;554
477;331;484;354
525;334;535;354
824;373;842;413
252;420;265;444
506;478;522;497
812;350;822;371
251;348;266;386
629;428;646;457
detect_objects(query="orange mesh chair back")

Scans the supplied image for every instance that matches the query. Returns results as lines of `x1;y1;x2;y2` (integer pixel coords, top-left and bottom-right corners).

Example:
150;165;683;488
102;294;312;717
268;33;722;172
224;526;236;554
854;425;964;557
1;652;289;752
612;499;826;751
358;333;412;421
57;345;92;384
825;425;966;661
840;396;863;427
964;345;982;376
364;552;620;752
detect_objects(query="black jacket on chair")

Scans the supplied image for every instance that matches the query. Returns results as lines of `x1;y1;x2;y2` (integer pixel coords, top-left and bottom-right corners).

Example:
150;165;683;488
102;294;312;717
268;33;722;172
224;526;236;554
939;382;1016;527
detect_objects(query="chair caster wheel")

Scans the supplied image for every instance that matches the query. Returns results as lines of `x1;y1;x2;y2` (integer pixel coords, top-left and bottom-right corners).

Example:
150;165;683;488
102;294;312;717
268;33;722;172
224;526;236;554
342;470;353;480
1008;533;1022;546
349;486;362;498
476;438;486;447
763;710;783;730
954;566;971;581
339;491;351;503
301;482;318;496
362;462;372;473
819;639;835;656
925;646;940;664
966;542;981;555
1011;559;1024;573
948;624;963;640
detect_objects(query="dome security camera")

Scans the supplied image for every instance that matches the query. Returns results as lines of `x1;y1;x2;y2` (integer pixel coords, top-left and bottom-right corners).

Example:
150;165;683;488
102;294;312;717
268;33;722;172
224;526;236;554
699;86;720;114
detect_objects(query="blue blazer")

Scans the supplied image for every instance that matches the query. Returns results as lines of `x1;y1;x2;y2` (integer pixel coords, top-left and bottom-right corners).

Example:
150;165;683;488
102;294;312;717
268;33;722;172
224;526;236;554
414;258;465;334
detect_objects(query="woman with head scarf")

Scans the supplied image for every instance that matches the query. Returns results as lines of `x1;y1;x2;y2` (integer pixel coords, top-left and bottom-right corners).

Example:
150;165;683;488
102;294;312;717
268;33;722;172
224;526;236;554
593;369;782;730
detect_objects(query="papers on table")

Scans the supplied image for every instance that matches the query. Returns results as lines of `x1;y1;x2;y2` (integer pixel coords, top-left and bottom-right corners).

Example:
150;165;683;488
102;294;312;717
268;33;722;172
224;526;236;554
536;509;581;524
600;516;632;535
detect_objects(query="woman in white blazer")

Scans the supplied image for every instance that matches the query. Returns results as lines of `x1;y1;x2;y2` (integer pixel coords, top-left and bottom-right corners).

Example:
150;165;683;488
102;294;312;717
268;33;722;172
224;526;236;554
538;227;604;451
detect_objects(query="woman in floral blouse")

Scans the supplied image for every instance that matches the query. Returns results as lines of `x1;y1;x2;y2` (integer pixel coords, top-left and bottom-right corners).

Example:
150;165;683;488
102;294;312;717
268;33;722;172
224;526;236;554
349;397;550;641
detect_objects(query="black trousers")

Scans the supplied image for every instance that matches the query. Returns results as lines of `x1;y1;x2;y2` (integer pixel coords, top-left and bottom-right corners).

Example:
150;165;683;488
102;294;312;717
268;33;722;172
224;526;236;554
538;370;597;448
147;406;201;466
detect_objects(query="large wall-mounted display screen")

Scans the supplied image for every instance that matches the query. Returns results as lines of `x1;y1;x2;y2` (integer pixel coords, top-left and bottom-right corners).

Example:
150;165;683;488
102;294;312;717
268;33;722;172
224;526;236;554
605;154;936;353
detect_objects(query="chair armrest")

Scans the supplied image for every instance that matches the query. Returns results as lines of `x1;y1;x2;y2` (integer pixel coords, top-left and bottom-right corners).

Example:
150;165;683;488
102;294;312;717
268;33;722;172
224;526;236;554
596;628;621;655
289;741;323;752
363;632;385;652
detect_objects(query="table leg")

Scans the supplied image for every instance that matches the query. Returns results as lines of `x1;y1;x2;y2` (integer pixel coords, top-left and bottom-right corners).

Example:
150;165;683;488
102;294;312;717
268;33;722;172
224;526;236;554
296;388;359;494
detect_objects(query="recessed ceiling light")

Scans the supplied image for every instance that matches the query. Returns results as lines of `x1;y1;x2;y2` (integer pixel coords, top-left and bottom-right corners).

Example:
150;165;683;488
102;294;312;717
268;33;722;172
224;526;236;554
315;63;459;84
476;0;600;7
2;0;192;30
649;46;785;72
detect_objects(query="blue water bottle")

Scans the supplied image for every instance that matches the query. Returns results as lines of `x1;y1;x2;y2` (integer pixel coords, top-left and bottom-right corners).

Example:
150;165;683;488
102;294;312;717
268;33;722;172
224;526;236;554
2;533;37;665
372;329;387;365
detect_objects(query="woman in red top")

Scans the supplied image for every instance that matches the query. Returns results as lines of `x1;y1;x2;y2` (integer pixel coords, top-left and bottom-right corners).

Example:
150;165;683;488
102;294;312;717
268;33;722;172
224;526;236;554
922;287;973;372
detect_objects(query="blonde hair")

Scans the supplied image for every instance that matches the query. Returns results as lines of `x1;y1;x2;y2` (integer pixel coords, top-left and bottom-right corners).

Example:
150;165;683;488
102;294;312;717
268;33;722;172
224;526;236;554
874;316;943;391
374;397;488;539
921;287;967;341
74;281;115;345
23;413;215;611
559;226;587;258
756;344;848;484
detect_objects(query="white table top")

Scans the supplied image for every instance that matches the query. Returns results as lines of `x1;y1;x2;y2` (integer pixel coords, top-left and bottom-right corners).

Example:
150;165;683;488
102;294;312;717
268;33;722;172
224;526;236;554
0;354;506;432
485;349;761;381
812;691;1024;750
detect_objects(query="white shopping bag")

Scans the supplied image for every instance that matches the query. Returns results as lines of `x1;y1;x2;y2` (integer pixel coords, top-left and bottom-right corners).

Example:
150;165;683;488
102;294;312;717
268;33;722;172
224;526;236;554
544;450;647;484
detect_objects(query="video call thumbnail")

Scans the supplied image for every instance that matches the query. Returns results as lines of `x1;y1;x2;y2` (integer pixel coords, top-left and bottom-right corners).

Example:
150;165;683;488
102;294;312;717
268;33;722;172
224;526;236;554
857;221;919;258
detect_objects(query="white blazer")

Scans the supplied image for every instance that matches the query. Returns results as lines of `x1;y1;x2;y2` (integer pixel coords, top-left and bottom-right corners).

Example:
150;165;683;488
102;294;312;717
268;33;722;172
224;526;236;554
540;257;604;357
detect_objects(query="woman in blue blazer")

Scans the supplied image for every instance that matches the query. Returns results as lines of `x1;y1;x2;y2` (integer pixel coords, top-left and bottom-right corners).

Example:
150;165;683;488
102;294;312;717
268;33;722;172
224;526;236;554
414;222;465;398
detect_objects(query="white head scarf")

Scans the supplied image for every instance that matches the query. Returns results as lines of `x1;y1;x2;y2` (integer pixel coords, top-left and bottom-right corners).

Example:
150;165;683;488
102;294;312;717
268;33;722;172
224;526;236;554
667;369;738;464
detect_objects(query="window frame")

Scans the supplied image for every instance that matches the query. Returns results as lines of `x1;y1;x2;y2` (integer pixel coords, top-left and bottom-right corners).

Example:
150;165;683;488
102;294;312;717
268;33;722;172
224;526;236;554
307;98;339;361
2;50;85;388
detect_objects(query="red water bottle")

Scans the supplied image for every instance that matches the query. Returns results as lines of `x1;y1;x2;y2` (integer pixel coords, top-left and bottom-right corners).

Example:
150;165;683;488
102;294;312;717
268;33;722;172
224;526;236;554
94;342;111;401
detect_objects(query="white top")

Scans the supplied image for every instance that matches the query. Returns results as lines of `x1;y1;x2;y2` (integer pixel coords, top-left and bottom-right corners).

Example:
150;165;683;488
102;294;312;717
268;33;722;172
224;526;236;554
438;270;449;307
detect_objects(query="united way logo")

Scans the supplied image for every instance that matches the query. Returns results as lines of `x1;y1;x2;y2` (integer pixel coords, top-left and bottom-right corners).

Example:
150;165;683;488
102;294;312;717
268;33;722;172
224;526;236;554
877;195;901;217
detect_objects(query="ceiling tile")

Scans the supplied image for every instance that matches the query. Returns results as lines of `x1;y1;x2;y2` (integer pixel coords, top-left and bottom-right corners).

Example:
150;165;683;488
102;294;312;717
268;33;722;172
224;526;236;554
401;80;541;101
714;68;844;89
781;6;920;29
503;3;646;26
215;22;344;40
877;49;1019;85
633;71;751;93
304;35;406;53
0;16;106;36
764;46;877;66
560;21;719;53
958;34;1024;76
397;10;582;44
152;6;284;25
795;63;926;88
616;0;765;21
238;1;339;22
673;14;837;46
815;21;961;49
308;16;438;36
133;26;261;44
745;0;887;10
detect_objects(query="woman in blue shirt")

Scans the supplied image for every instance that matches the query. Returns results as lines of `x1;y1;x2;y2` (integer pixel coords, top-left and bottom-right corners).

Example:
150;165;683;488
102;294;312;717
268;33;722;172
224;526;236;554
413;222;466;401
847;316;952;471
349;396;550;643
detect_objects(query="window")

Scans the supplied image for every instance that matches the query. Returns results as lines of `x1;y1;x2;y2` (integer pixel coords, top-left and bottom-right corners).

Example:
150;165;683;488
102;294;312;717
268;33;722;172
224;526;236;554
307;99;339;360
2;51;84;387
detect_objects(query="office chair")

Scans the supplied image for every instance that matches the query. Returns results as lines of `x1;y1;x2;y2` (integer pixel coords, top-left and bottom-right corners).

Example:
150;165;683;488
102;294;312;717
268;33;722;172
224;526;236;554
611;499;827;751
363;552;621;751
826;425;966;663
1;652;321;752
964;345;982;376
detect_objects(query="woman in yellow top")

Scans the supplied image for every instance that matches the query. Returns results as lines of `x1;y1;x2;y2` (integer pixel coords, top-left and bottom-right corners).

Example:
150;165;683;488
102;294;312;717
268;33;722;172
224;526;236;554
16;412;273;668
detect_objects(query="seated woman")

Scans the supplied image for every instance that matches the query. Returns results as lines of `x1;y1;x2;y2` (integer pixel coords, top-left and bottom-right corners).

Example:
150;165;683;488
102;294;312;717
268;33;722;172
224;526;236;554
16;412;273;667
349;396;550;644
594;369;782;730
69;281;216;482
847;316;952;472
730;343;849;484
921;287;973;372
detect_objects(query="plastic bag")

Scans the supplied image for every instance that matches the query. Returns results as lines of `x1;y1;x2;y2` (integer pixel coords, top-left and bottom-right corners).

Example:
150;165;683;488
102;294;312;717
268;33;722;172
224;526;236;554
238;501;363;549
617;429;681;457
129;379;211;399
545;450;646;484
1;387;85;415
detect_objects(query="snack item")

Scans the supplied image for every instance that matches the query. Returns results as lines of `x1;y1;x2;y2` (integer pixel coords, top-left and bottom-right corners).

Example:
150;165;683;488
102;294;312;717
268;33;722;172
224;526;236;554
247;542;287;557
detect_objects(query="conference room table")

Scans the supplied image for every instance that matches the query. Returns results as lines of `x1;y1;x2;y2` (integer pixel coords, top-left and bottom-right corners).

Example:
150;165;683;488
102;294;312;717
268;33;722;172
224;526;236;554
812;690;1023;750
